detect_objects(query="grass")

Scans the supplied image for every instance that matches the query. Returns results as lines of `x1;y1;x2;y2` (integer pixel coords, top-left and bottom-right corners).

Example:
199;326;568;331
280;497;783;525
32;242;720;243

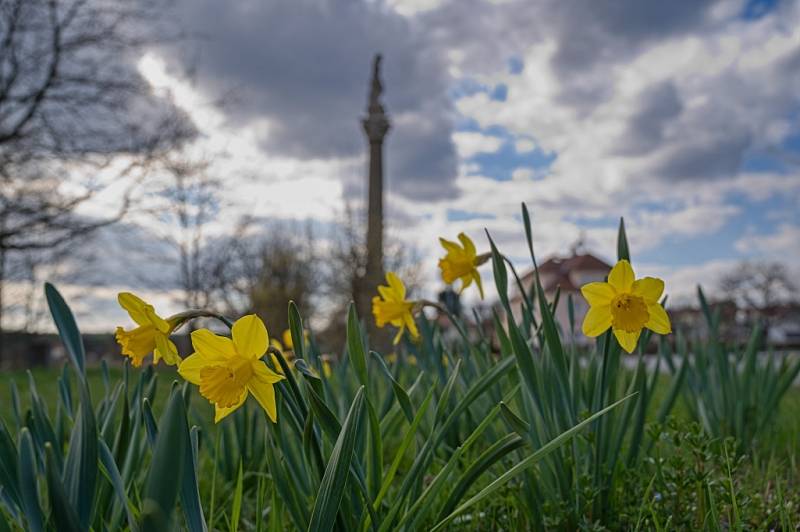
2;360;798;530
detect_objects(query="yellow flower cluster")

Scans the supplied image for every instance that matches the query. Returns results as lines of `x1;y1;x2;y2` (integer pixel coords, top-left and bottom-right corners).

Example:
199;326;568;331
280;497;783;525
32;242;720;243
115;228;672;423
115;297;284;423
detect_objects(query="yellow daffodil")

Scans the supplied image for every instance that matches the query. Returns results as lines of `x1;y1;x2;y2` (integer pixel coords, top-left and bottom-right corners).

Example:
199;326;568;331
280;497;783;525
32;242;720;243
372;272;419;344
178;315;285;423
438;232;487;299
282;329;294;350
268;338;289;375
581;260;671;353
115;292;180;367
281;328;310;352
320;354;333;378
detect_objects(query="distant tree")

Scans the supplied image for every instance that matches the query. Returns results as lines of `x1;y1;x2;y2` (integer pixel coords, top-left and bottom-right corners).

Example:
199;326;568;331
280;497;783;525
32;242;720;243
719;261;798;329
204;219;320;339
141;152;221;311
0;0;192;360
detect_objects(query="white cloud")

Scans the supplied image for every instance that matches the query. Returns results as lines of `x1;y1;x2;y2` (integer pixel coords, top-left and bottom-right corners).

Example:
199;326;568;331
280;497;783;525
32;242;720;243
515;138;537;153
452;131;504;158
735;223;800;259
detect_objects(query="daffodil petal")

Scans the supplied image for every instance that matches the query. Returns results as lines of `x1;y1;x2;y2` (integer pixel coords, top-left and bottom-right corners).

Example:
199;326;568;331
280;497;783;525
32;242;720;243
252;360;285;384
645;302;671;334
191;329;236;359
439;238;461;254
214;391;247;423
632;277;665;303
474;271;485;299
385;272;406;299
458;233;476;256
613;328;641;354
392;326;404;345
378;285;394;301
581;282;616;306
154;334;181;366
118;292;150;326
459;274;473;292
178;353;206;385
282;329;293;350
144;306;170;333
608;260;635;293
232;314;268;359
582;305;612;337
404;313;419;340
247;380;278;423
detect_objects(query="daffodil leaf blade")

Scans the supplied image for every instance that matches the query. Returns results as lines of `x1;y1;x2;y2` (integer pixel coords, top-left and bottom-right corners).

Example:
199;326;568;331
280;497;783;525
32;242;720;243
44;443;82;532
347;303;369;387
17;429;44;532
288;301;306;361
62;381;98;531
617;217;631;262
307;387;366;532
140;389;187;532
44;282;86;377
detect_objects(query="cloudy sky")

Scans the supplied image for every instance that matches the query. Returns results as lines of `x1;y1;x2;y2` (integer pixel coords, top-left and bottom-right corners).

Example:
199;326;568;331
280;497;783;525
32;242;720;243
48;0;800;330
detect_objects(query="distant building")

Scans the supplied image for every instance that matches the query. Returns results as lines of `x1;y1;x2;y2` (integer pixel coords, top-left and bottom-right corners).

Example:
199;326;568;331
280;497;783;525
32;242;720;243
509;251;612;343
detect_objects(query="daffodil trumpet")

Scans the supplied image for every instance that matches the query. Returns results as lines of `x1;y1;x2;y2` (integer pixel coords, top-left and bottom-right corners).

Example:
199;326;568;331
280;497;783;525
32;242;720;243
581;259;671;353
178;314;285;423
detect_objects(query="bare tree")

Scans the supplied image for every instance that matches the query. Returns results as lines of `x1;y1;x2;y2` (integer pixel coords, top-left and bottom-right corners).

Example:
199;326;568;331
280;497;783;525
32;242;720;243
0;0;193;360
203;219;320;338
719;261;798;329
142;152;221;311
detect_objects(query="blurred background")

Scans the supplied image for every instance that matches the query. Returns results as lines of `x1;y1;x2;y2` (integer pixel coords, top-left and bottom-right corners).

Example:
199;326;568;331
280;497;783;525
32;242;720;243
1;0;798;367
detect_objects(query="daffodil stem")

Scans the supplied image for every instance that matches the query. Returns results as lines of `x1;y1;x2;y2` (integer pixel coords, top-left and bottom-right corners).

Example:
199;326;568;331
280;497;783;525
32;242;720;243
169;309;234;331
420;300;472;347
266;346;327;479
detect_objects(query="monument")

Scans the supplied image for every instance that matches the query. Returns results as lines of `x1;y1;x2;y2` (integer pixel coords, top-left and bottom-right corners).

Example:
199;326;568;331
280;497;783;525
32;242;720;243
360;54;390;344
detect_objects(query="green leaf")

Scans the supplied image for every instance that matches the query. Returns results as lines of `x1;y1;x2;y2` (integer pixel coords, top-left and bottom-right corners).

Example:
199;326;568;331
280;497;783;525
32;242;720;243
307;387;366;532
230;461;244;532
373;388;434;509
617;217;630;262
44;283;86;377
486;232;510;313
98;439;138;532
288;301;307;361
347;303;369;386
140;389;187;532
44;443;81;532
0;420;21;509
370;351;414;423
521;203;538;267
17;428;43;532
430;394;634;532
62;383;98;530
500;402;530;436
180;423;208;532
438;433;526;521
